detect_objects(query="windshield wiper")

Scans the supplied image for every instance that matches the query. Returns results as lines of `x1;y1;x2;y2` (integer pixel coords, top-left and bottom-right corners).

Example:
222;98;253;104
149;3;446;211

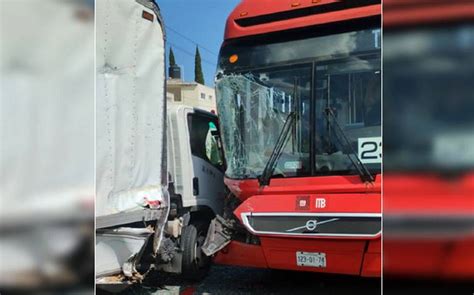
258;111;298;187
324;107;375;183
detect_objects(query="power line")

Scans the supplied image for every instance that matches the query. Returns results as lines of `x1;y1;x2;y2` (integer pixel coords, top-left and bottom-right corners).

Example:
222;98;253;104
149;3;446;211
165;25;219;57
168;41;217;68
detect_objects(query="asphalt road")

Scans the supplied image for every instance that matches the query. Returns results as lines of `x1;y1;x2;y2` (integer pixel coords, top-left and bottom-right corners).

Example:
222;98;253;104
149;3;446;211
115;265;381;295
98;265;473;295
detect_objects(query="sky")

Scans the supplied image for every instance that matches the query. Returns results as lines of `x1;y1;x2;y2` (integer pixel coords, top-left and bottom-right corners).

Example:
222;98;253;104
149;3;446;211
156;0;241;86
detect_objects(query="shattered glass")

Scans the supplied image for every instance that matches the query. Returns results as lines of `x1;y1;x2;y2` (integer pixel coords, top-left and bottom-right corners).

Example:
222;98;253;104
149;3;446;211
216;67;311;179
216;27;381;179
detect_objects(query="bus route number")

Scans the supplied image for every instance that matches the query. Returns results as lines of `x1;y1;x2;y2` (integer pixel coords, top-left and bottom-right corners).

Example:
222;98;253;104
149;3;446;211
358;137;382;164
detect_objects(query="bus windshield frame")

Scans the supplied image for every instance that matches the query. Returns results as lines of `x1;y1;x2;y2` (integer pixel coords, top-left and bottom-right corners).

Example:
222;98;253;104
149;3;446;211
216;20;382;180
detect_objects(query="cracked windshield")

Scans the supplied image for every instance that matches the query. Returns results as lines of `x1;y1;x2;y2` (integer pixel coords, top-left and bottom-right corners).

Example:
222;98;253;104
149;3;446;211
216;26;381;179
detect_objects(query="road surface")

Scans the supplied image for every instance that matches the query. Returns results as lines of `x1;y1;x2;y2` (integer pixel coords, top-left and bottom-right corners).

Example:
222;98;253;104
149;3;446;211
113;265;381;295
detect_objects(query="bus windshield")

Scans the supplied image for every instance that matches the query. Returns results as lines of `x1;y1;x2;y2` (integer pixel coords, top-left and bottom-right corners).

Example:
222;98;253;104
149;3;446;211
384;24;474;172
216;26;381;179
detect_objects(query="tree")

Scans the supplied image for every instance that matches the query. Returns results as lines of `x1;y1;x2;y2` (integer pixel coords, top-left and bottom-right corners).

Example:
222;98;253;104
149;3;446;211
169;47;176;66
194;46;205;84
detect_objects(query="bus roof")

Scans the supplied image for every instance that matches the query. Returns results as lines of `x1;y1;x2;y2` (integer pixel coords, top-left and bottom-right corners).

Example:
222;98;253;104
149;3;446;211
384;0;474;28
224;0;381;40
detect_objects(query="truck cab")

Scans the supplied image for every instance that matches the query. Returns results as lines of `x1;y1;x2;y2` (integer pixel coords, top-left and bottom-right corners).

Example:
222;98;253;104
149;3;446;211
167;104;226;218
158;104;227;279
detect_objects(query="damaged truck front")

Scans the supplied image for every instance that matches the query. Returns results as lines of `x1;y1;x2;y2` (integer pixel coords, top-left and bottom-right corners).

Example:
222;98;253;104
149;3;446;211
95;0;168;289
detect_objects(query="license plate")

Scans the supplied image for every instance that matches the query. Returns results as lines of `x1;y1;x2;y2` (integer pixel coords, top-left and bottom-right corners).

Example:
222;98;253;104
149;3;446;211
296;251;326;268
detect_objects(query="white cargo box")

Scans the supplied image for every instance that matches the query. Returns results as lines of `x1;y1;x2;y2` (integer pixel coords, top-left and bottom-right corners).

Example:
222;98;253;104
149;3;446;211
95;0;168;280
96;0;168;228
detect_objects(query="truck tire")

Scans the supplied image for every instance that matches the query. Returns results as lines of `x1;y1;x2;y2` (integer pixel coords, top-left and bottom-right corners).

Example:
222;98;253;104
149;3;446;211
181;222;211;280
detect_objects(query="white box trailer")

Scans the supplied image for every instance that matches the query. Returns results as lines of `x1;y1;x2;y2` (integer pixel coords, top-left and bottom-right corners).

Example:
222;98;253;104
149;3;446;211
96;0;167;229
95;0;168;285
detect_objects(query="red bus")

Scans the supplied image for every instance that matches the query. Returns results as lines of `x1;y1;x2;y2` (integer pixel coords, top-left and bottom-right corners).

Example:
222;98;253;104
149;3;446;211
204;0;382;277
383;0;474;280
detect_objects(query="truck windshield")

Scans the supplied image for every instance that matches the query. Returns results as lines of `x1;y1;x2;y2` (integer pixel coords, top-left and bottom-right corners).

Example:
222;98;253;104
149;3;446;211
384;24;474;172
216;25;381;179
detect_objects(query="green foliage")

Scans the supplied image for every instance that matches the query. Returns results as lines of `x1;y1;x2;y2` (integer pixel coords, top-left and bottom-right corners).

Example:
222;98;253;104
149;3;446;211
194;46;205;84
169;47;176;66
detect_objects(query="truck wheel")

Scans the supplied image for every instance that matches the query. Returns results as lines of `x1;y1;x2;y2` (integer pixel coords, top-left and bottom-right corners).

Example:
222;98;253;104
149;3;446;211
181;222;211;280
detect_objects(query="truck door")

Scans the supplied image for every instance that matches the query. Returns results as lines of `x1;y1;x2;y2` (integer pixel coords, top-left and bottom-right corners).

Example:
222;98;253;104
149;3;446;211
187;111;226;215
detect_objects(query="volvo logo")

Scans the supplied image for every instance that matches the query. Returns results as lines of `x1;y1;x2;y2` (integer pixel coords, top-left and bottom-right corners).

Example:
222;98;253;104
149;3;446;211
286;218;340;232
305;220;318;231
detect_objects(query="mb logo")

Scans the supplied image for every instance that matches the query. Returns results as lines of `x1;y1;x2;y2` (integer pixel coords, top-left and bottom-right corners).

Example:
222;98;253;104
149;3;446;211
315;198;326;208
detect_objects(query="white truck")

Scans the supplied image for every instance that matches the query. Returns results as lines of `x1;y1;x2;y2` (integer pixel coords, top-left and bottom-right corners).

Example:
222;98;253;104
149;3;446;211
95;0;226;289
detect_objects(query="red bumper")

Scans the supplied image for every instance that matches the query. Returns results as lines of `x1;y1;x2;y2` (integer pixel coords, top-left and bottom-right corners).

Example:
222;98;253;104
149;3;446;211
215;192;381;277
215;239;381;277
